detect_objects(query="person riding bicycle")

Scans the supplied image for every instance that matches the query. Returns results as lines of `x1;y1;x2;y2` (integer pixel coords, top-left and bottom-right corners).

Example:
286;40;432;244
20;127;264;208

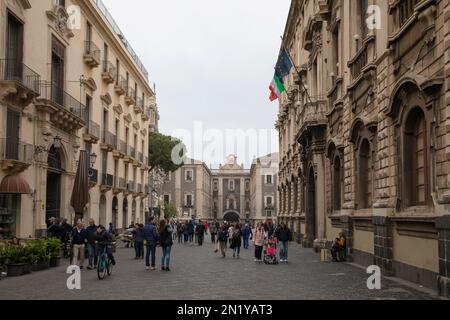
95;225;116;266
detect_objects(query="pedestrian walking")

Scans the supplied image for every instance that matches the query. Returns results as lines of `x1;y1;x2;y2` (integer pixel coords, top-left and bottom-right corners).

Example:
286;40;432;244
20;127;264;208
196;220;206;246
183;221;189;244
86;219;98;270
172;220;178;241
209;220;218;243
274;223;292;263
61;219;73;258
143;216;160;271
159;219;173;271
132;223;145;259
253;223;267;262
187;220;195;244
230;224;243;259
241;223;253;249
217;223;229;258
71;220;87;269
177;222;184;244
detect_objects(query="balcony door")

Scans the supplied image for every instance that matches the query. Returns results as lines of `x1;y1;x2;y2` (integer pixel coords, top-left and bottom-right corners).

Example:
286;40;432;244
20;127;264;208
6;12;24;80
6;109;20;160
51;37;65;105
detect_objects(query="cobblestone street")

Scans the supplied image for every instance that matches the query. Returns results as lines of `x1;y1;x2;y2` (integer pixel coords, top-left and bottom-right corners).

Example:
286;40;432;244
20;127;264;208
0;241;443;300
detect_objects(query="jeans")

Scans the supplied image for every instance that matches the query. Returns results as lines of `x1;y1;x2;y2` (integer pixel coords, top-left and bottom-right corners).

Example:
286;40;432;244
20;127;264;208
161;246;172;268
211;233;216;243
233;246;241;256
189;233;194;243
243;236;250;249
145;242;156;267
279;241;288;260
184;233;189;243
134;241;144;258
255;245;263;260
87;243;97;267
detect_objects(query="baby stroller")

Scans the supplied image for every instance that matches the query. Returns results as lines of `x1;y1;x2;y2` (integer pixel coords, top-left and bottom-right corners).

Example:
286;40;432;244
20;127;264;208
263;237;279;265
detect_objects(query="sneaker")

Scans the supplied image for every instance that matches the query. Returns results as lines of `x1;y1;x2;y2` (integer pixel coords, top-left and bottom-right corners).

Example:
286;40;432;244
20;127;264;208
87;266;93;270
146;266;150;270
162;267;166;271
254;259;258;262
166;268;171;272
151;267;156;271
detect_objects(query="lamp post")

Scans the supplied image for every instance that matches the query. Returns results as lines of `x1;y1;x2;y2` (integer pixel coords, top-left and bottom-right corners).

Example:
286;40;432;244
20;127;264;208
34;135;62;158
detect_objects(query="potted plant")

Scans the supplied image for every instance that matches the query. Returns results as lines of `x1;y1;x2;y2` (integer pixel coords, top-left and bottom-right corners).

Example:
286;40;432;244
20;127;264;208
4;244;31;277
47;238;63;267
27;240;50;271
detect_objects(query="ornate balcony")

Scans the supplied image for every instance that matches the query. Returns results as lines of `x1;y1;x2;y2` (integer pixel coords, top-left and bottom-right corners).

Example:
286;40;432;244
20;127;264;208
0;139;33;174
119;140;127;157
102;61;116;84
125;87;136;106
100;131;116;151
83;120;100;144
297;96;328;144
100;173;113;192
35;81;87;132
114;76;126;96
0;59;40;108
127;181;136;193
84;41;101;68
112;176;123;194
134;97;144;114
129;146;136;159
141;106;150;121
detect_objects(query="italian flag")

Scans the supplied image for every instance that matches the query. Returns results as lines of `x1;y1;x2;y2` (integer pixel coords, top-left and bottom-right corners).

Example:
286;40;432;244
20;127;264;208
269;75;286;101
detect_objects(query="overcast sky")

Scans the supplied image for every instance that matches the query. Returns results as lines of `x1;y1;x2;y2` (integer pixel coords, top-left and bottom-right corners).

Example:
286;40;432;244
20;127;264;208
102;0;291;167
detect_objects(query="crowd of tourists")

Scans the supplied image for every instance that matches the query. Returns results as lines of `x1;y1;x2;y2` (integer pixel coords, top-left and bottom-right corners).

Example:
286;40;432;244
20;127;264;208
47;215;296;273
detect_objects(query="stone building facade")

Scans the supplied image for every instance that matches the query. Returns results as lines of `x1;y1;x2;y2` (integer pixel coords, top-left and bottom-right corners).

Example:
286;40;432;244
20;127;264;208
161;158;212;220
161;154;278;223
250;153;279;224
276;0;450;296
0;0;156;238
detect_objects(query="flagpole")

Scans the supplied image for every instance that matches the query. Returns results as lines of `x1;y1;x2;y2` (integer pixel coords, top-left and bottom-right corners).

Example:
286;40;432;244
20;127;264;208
279;36;313;106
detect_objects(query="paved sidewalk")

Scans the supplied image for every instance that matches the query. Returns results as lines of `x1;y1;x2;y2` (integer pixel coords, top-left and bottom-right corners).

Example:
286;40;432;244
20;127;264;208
0;242;443;300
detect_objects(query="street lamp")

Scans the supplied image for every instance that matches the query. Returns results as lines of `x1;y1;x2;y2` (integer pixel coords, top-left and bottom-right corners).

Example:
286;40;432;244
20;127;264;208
89;152;97;168
34;135;62;156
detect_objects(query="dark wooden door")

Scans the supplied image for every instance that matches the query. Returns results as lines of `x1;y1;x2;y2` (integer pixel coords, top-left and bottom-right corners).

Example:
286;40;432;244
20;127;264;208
6;109;20;160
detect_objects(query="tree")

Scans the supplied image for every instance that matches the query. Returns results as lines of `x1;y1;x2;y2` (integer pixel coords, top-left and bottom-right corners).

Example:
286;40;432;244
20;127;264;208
148;132;186;173
164;202;178;219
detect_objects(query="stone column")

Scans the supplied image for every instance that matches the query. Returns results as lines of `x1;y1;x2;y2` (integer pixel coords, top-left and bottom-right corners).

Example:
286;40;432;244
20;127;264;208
373;216;394;276
314;152;326;241
436;216;450;298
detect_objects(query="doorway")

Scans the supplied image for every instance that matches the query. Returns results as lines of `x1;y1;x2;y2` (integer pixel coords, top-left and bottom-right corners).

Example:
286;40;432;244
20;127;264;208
306;166;317;247
46;146;63;225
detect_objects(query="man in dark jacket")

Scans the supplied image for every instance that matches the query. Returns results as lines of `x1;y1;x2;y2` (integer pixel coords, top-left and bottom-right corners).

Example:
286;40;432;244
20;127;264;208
274;223;292;263
196;220;206;246
71;221;87;269
95;225;116;266
187;220;195;244
85;219;98;270
132;224;145;259
143;217;160;270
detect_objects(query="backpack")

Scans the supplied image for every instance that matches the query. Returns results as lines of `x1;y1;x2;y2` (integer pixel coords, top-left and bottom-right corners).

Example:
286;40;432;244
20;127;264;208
232;229;241;240
218;229;228;242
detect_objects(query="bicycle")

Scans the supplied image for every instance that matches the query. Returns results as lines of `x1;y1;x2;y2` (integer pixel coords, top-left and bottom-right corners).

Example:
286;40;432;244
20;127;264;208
97;242;115;280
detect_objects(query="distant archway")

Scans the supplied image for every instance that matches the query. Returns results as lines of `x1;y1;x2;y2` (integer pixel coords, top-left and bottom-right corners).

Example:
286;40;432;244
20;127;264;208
223;211;240;223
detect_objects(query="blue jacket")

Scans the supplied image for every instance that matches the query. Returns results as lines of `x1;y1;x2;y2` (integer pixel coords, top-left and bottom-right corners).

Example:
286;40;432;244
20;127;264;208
71;227;87;245
241;226;252;237
143;224;159;243
85;225;97;244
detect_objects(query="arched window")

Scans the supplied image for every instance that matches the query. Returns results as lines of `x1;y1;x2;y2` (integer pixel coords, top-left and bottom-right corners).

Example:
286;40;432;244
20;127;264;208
358;139;373;209
404;108;428;206
333;156;342;211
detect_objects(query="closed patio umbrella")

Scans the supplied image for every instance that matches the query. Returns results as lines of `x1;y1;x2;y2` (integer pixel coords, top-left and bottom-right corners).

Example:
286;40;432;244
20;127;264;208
70;150;89;224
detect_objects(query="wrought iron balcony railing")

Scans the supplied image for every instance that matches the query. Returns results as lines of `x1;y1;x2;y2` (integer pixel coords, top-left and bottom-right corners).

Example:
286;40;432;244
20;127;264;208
84;41;101;67
0;59;41;94
120;140;127;154
101;173;113;187
0;139;34;164
102;61;116;83
37;81;87;122
103;131;116;149
87;121;100;139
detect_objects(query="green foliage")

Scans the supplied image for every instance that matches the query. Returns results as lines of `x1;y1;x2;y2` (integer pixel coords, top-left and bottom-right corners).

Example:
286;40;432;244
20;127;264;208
164;202;178;219
46;238;63;258
148;132;186;173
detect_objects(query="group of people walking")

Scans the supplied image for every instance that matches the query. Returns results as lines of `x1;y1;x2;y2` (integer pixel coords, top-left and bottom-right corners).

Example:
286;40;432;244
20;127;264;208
48;214;294;273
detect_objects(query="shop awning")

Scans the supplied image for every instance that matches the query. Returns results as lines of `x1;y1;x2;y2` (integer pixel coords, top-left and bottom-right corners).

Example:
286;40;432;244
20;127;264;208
0;175;31;194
